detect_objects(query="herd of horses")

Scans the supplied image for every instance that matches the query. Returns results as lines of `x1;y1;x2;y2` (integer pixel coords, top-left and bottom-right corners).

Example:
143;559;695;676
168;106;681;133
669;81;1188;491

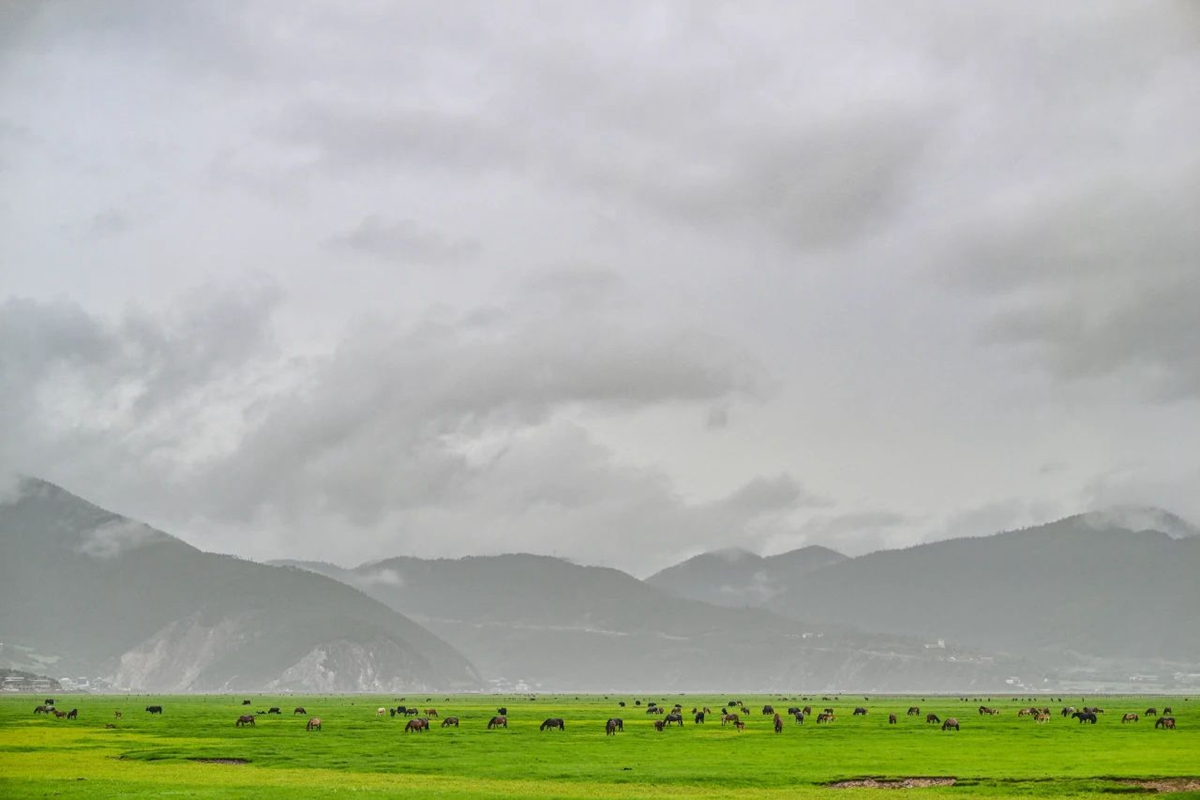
28;696;1182;736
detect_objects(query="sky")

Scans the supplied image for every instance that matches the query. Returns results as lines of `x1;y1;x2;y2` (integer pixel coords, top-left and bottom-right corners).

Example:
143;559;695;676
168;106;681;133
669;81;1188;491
2;1;1198;574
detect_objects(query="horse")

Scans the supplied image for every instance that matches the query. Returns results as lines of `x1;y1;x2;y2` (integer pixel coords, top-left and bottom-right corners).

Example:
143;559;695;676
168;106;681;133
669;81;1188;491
773;713;783;734
498;707;508;716
817;713;834;724
1034;712;1050;723
606;718;620;735
45;698;55;706
703;707;712;714
540;718;566;731
52;710;67;718
787;707;801;715
942;717;960;731
824;707;835;715
405;718;428;732
907;706;920;716
441;717;460;727
853;707;868;716
1155;717;1176;729
1072;711;1098;724
802;706;812;716
425;708;438;718
926;714;940;724
734;721;746;731
888;713;897;724
694;712;706;724
242;700;252;706
146;706;163;714
114;711;122;720
404;708;420;716
33;705;48;715
618;701;626;707
268;707;281;715
487;716;507;729
1018;708;1034;717
236;715;256;727
1163;706;1173;715
1061;706;1075;717
761;705;774;716
1083;706;1104;714
721;713;740;725
1145;708;1157;716
307;717;322;732
66;709;78;720
376;707;387;717
1121;713;1139;723
653;720;665;731
794;712;805;725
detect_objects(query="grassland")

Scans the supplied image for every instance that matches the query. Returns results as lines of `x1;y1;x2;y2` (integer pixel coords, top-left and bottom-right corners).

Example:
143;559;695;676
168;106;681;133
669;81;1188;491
1;694;1196;798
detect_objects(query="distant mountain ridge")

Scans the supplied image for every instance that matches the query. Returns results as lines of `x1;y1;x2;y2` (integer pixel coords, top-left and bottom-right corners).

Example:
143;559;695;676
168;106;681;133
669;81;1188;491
0;478;480;692
276;551;1040;692
644;544;848;607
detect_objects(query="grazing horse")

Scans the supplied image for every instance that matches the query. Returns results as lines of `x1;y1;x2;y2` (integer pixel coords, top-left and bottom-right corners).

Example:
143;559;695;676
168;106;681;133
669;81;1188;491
376;707;387;717
664;713;684;726
487;716;507;729
1083;706;1104;714
405;718;428;733
66;709;78;720
1073;711;1098;724
907;706;920;716
294;707;306;715
114;711;122;719
794;712;805;725
52;710;67;718
404;708;420;716
734;721;746;731
1034;712;1050;723
307;717;322;732
1163;706;1173;715
1155;717;1176;730
606;719;619;735
942;717;960;731
773;713;783;734
1061;706;1075;717
1122;713;1139;723
694;712;705;724
824;707;835;715
721;713;740;725
802;706;813;716
242;700;252;706
762;705;774;715
236;715;256;727
926;714;940;724
816;713;834;724
441;717;460;727
787;707;801;715
268;707;280;715
888;713;897;724
146;706;163;714
618;701;626;707
653;720;665;731
425;708;438;718
34;705;48;715
1145;708;1157;716
540;718;566;731
853;707;868;716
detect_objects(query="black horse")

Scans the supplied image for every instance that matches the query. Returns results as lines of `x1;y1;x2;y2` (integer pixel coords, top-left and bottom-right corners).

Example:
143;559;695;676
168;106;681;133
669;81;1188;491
1155;717;1176;729
146;705;163;715
664;713;684;726
1073;711;1098;724
694;711;705;724
794;712;805;725
606;718;623;735
540;718;565;731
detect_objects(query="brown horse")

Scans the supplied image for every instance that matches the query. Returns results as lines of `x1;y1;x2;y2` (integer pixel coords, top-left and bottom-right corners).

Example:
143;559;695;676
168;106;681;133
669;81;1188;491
721;713;740;725
926;714;940;724
441;717;460;727
773;713;783;734
907;706;920;716
663;713;683;726
236;715;256;727
942;717;960;731
294;707;307;715
540;718;565;731
761;705;774;716
307;717;322;732
425;709;439;718
1122;713;1139;723
1034;712;1050;723
888;713;897;724
606;718;619;735
734;721;746;731
487;716;507;729
1163;706;1173;715
802;706;812;716
66;709;78;720
1156;717;1176;729
653;720;665;731
33;706;48;715
817;713;834;723
1145;708;1157;716
405;718;429;732
52;710;67;719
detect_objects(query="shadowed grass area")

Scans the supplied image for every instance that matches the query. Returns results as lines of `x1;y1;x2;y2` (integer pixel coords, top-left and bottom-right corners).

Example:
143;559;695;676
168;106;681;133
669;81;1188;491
2;695;1197;798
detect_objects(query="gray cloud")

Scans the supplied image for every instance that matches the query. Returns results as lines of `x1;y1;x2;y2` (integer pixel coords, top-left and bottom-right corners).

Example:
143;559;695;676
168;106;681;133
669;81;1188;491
327;216;481;265
77;518;166;559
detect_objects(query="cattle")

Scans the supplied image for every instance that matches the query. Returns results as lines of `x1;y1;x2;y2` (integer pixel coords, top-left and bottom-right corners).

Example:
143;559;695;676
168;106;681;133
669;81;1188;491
236;715;256;727
66;709;78;720
853;707;868;716
907;706;920;716
146;706;163;715
540;718;566;731
1122;713;1139;723
1155;717;1176;730
487;716;507;729
294;707;306;715
441;717;460;727
405;718;429;733
942;717;960;731
694;712;705;724
1073;711;1098;724
888;713;897;724
268;707;281;715
926;714;940;724
774;714;783;734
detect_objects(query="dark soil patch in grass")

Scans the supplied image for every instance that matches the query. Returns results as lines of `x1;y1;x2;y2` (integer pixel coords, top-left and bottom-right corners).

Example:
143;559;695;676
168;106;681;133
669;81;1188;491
827;777;957;789
1116;779;1200;793
187;758;249;765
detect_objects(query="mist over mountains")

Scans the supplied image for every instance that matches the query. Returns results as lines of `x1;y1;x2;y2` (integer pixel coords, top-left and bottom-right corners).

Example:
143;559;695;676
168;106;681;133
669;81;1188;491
2;477;1197;693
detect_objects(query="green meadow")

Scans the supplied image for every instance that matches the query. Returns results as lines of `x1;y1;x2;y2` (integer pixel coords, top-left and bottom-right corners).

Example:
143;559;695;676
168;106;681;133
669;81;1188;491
0;694;1196;798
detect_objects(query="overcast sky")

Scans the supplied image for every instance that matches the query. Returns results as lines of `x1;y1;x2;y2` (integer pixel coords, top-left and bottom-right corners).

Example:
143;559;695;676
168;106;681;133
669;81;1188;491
2;1;1198;574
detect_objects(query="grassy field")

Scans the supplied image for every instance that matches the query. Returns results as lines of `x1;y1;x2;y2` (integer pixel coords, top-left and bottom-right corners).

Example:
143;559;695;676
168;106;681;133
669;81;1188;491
0;693;1196;798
